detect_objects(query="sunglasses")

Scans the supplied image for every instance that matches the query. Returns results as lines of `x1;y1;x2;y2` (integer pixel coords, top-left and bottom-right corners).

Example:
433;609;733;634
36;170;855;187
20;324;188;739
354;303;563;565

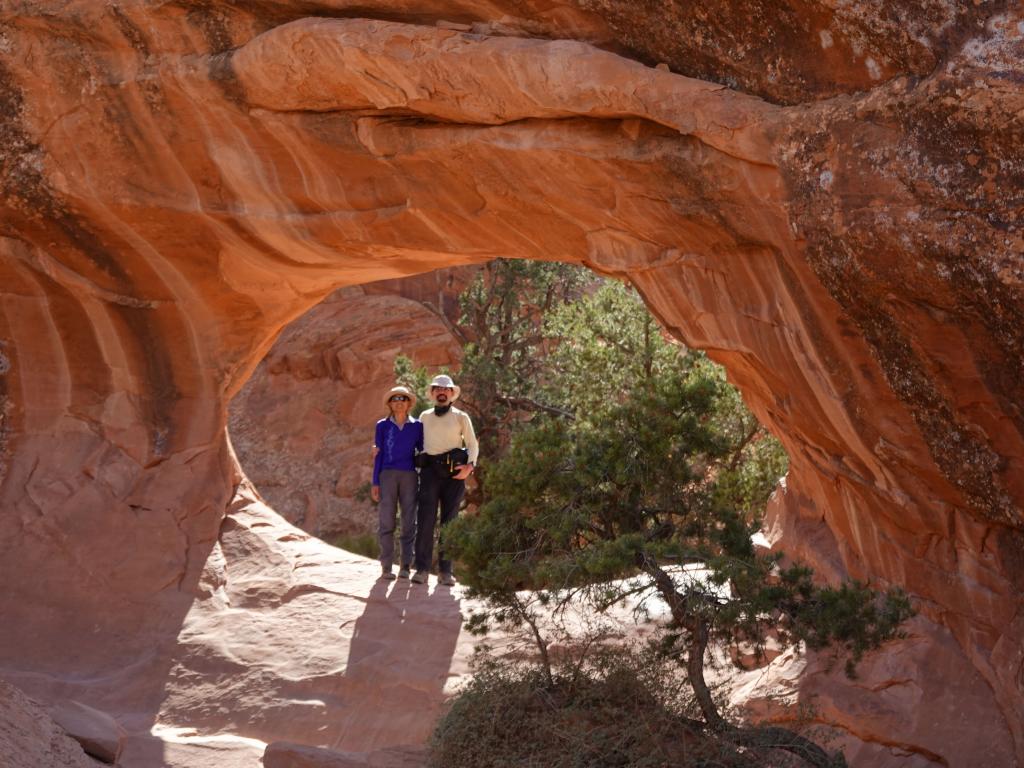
389;395;410;402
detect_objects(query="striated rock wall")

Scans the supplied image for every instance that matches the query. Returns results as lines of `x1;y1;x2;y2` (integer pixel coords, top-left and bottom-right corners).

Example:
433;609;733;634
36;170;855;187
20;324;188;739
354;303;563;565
0;1;1021;765
228;269;473;539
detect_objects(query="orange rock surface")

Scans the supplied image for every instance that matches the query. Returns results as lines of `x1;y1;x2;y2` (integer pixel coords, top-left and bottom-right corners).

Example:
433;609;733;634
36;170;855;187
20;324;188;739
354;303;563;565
0;2;1021;766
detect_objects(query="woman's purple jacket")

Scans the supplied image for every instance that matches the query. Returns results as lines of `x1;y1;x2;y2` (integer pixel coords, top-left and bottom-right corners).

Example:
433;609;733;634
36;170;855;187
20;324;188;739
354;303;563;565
372;417;424;486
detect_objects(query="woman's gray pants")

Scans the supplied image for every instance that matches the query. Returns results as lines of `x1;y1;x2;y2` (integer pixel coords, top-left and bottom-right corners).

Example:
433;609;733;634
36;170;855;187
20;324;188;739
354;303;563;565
378;469;418;569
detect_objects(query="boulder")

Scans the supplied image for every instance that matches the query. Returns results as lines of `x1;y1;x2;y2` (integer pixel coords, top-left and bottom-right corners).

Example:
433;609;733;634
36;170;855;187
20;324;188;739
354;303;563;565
0;680;97;768
50;700;126;765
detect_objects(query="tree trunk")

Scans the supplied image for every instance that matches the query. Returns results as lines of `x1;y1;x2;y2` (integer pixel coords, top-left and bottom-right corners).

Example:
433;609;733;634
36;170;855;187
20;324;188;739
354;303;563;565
636;553;847;767
686;617;727;730
636;552;725;727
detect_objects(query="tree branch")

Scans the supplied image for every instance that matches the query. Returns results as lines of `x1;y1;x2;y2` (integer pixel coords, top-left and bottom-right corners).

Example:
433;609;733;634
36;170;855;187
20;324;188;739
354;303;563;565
727;423;763;471
415;298;470;346
495;394;575;420
634;551;726;729
729;726;847;768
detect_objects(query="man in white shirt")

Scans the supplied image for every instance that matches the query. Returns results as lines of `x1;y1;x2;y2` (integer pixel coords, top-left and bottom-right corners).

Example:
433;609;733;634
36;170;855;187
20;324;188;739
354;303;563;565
412;374;479;586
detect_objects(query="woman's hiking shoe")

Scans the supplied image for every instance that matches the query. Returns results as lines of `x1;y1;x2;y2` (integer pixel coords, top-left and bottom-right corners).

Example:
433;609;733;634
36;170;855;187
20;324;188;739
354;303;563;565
411;571;429;584
398;566;411;580
439;573;456;587
381;567;396;581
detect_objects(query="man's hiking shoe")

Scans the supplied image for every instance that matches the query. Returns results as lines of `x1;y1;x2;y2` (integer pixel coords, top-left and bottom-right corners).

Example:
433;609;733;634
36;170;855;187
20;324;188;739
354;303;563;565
439;573;456;587
411;571;429;584
398;566;411;580
381;568;396;581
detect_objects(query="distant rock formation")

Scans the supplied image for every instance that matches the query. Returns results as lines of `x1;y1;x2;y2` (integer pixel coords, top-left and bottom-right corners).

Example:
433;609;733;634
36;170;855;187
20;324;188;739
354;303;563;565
0;2;1021;766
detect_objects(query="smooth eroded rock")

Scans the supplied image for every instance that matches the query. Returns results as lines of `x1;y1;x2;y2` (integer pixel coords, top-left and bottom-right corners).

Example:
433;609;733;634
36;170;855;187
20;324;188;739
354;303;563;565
50;700;126;765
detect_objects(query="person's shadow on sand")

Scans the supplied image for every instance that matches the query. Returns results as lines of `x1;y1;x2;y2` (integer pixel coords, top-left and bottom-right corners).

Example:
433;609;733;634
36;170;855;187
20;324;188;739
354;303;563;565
329;577;463;753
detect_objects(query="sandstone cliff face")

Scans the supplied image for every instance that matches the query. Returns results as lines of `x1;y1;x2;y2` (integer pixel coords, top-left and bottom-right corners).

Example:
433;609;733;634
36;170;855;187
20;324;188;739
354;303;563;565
228;270;471;540
0;2;1021;766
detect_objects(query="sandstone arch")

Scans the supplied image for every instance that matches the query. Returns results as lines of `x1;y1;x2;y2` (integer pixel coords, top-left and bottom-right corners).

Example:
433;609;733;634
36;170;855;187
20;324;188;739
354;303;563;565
0;3;1021;765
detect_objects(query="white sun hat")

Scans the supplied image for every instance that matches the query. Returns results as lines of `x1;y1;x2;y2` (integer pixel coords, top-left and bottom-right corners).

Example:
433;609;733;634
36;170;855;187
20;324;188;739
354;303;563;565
427;374;460;403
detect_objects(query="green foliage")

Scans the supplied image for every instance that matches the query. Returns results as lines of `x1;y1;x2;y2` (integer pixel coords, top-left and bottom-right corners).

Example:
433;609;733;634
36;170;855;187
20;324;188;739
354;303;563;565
390;260;914;766
776;572;914;677
352;480;373;504
539;279;687;412
442;269;912;758
448;279;788;602
456;260;591;468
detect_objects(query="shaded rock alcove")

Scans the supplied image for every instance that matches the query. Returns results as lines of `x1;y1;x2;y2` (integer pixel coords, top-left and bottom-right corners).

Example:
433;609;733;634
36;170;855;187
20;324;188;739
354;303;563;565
0;2;1021;766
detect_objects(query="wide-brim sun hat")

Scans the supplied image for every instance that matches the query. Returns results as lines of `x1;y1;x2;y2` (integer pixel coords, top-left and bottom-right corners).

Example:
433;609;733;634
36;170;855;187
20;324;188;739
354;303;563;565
427;374;460;403
383;385;417;409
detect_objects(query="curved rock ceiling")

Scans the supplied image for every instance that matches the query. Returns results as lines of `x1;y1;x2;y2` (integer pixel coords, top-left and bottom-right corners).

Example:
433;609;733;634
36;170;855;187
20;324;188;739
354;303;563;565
0;1;1021;764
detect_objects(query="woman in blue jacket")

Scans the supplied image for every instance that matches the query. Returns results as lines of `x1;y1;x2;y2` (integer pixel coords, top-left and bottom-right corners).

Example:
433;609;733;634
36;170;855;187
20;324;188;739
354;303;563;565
371;385;424;580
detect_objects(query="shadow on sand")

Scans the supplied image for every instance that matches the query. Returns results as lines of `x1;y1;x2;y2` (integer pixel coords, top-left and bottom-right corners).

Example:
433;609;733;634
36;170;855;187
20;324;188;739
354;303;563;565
330;577;464;753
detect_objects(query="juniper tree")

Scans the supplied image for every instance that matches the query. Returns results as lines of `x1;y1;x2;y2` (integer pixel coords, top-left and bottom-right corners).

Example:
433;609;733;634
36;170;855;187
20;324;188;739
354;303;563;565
444;278;912;768
454;259;589;463
398;259;590;503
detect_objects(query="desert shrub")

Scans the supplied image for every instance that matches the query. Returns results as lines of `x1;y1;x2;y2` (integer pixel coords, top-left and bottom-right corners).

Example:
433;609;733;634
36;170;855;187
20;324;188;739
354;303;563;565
432;643;815;768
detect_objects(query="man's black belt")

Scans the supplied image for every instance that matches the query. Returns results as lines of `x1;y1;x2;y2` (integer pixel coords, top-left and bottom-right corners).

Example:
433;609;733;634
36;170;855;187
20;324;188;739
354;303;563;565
416;448;469;475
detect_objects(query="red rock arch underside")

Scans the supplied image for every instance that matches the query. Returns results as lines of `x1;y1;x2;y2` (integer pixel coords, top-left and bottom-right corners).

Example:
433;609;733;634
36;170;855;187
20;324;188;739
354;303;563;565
0;3;1022;766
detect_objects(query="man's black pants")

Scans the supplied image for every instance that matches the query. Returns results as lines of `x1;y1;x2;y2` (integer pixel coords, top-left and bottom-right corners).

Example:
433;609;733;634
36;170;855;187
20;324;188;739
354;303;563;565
414;462;465;575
